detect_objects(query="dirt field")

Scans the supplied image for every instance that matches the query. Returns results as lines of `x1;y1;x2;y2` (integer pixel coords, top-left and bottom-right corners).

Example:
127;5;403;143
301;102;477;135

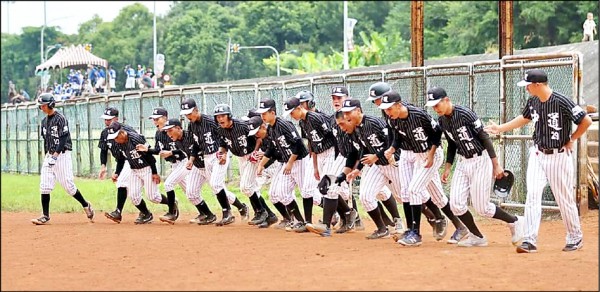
2;211;598;291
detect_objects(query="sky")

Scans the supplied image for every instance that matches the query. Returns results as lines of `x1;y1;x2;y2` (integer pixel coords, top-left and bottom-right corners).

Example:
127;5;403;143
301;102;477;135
1;1;173;35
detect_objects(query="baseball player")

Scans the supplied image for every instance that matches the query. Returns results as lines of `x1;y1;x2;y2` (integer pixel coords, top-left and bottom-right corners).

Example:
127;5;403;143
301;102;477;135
366;82;443;234
283;95;358;237
484;69;592;253
98;107;135;223
135;107;180;224
214;103;275;225
247;115;291;228
378;90;468;246
161;118;220;225
32;93;95;225
107;122;170;224
339;99;405;239
426;86;524;247
255;98;314;232
180;98;248;226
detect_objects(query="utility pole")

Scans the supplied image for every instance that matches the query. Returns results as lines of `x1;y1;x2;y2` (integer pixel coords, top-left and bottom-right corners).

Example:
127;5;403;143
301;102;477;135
343;1;349;70
225;37;232;78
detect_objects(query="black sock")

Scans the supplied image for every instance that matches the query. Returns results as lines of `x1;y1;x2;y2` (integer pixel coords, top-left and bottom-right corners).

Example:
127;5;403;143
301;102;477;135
136;199;150;214
422;204;436;221
287;200;304;222
41;194;50;217
249;193;260;213
259;196;275;216
403;202;413;231
337;196;351;213
378;202;394;226
441;203;464;229
458;210;483;238
166;190;176;213
381;196;400;219
159;194;169;205
492;206;517;223
72;190;88;207
116;187;127;212
367;207;387;231
352;196;358;212
302;197;313;223
232;197;244;210
322;198;338;227
197;201;213;216
412;204;422;235
194;203;205;216
273;202;290;220
215;189;231;211
318;197;324;208
424;198;444;219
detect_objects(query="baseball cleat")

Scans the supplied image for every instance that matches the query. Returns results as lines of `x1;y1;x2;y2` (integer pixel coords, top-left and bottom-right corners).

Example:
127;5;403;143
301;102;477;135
197;214;217;225
84;202;95;223
293;222;308;233
397;230;423;247
258;214;278;228
457;233;488;247
366;228;390;240
434;217;448;241
189;214;207;224
249;210;268;225
344;209;358;230
509;215;525;246
239;204;249;221
159;212;177;225
447;227;469;244
562;239;583;252
173;199;180;221
105;210;122;223
390;218;404;235
134;212;153;225
516;241;538;253
273;218;291;230
306;223;331;237
31;215;50;225
215;212;235;226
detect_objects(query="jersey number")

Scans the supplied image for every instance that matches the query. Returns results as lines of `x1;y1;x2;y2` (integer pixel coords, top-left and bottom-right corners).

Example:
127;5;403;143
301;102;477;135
465;142;475;151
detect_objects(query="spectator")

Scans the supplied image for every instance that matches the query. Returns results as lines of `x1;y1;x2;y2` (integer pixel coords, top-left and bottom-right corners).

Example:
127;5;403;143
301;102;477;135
136;64;145;89
10;89;30;104
20;89;30;101
582;12;597;41
53;82;62;95
8;80;17;100
125;65;136;90
96;67;106;93
109;65;117;92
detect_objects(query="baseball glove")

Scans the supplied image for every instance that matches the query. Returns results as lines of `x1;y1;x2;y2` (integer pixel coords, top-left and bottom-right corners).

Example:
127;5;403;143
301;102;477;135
494;170;514;198
248;150;262;163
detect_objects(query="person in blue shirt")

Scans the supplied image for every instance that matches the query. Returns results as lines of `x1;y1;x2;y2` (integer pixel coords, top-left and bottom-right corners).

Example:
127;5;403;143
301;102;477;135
109;66;117;92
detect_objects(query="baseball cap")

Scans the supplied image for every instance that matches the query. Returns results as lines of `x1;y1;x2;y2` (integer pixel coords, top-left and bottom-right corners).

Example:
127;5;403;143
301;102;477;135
425;87;447;107
340;99;362;112
240;108;260;121
106;122;123;140
148;107;168;119
331;86;349;97
282;97;301;117
247;116;263;136
100;107;119;119
517;69;548;87
494;170;515;198
180;98;197;115
377;91;402;110
162;118;182;130
255;98;276;114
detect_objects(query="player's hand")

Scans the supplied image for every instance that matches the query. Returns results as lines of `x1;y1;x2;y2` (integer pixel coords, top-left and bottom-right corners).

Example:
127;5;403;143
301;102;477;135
441;165;452;184
99;165;107;179
135;144;149;152
159;150;172;158
384;147;395;162
257;164;264;176
314;169;320;181
334;172;347;186
347;169;361;182
152;174;161;184
562;139;575;154
493;164;504;179
46;156;57;167
424;152;434;168
111;173;119;183
360;154;378;166
484;121;500;135
186;160;193;170
217;151;227;165
283;163;293;175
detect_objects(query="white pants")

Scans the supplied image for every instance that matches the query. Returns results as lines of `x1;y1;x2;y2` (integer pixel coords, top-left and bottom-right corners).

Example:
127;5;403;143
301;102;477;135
319;150;349;200
116;162;131;188
398;148;449;207
359;164;401;212
128;167;163;205
523;146;582;245
164;159;188;193
40;151;78;195
449;150;496;217
239;154;260;196
185;154;236;205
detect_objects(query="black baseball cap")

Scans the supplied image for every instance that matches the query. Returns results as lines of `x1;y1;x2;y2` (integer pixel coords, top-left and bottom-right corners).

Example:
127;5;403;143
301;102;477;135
340;99;361;112
106;121;123;140
162;118;182;130
377;91;402;110
100;107;119;119
517;69;548;87
180;98;197;115
241;108;260;121
282;97;301;117
247;116;263;136
148;107;168;119
425;87;448;107
255;98;276;114
331;86;349;97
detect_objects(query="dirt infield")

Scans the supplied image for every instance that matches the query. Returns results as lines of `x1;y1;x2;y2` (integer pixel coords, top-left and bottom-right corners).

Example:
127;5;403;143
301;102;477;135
2;211;598;291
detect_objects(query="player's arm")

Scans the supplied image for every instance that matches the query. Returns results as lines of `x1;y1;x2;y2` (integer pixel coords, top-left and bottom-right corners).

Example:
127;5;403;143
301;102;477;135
564;100;593;150
485;115;530;135
53;117;70;157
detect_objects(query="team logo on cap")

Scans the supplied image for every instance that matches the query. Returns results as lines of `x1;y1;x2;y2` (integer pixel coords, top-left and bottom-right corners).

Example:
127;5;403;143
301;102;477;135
260;102;265;108
524;73;529;80
335;87;342;93
216;106;225;112
382;96;389;103
344;100;352;107
428;93;434;100
284;103;291;111
153;109;159;114
370;90;376;97
105;109;112;115
182;104;190;109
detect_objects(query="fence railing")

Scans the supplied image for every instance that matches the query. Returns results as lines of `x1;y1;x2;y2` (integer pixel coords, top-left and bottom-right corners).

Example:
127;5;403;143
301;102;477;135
1;52;587;209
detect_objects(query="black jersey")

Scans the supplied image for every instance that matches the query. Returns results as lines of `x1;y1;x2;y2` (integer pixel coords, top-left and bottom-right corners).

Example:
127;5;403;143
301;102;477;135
173;130;205;169
216;118;256;157
387;104;443;153
522;91;587;149
99;123;135;163
40;110;72;154
298;111;336;154
438;105;487;158
187;114;221;155
347;114;396;166
265;117;308;163
154;129;179;163
113;131;156;170
329;114;354;158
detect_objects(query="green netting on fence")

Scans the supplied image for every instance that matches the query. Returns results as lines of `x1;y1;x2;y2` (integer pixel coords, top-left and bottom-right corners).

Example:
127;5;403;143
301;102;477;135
346;72;384;117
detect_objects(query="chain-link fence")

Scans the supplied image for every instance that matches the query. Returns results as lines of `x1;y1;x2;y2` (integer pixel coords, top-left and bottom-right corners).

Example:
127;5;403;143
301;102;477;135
1;53;586;209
